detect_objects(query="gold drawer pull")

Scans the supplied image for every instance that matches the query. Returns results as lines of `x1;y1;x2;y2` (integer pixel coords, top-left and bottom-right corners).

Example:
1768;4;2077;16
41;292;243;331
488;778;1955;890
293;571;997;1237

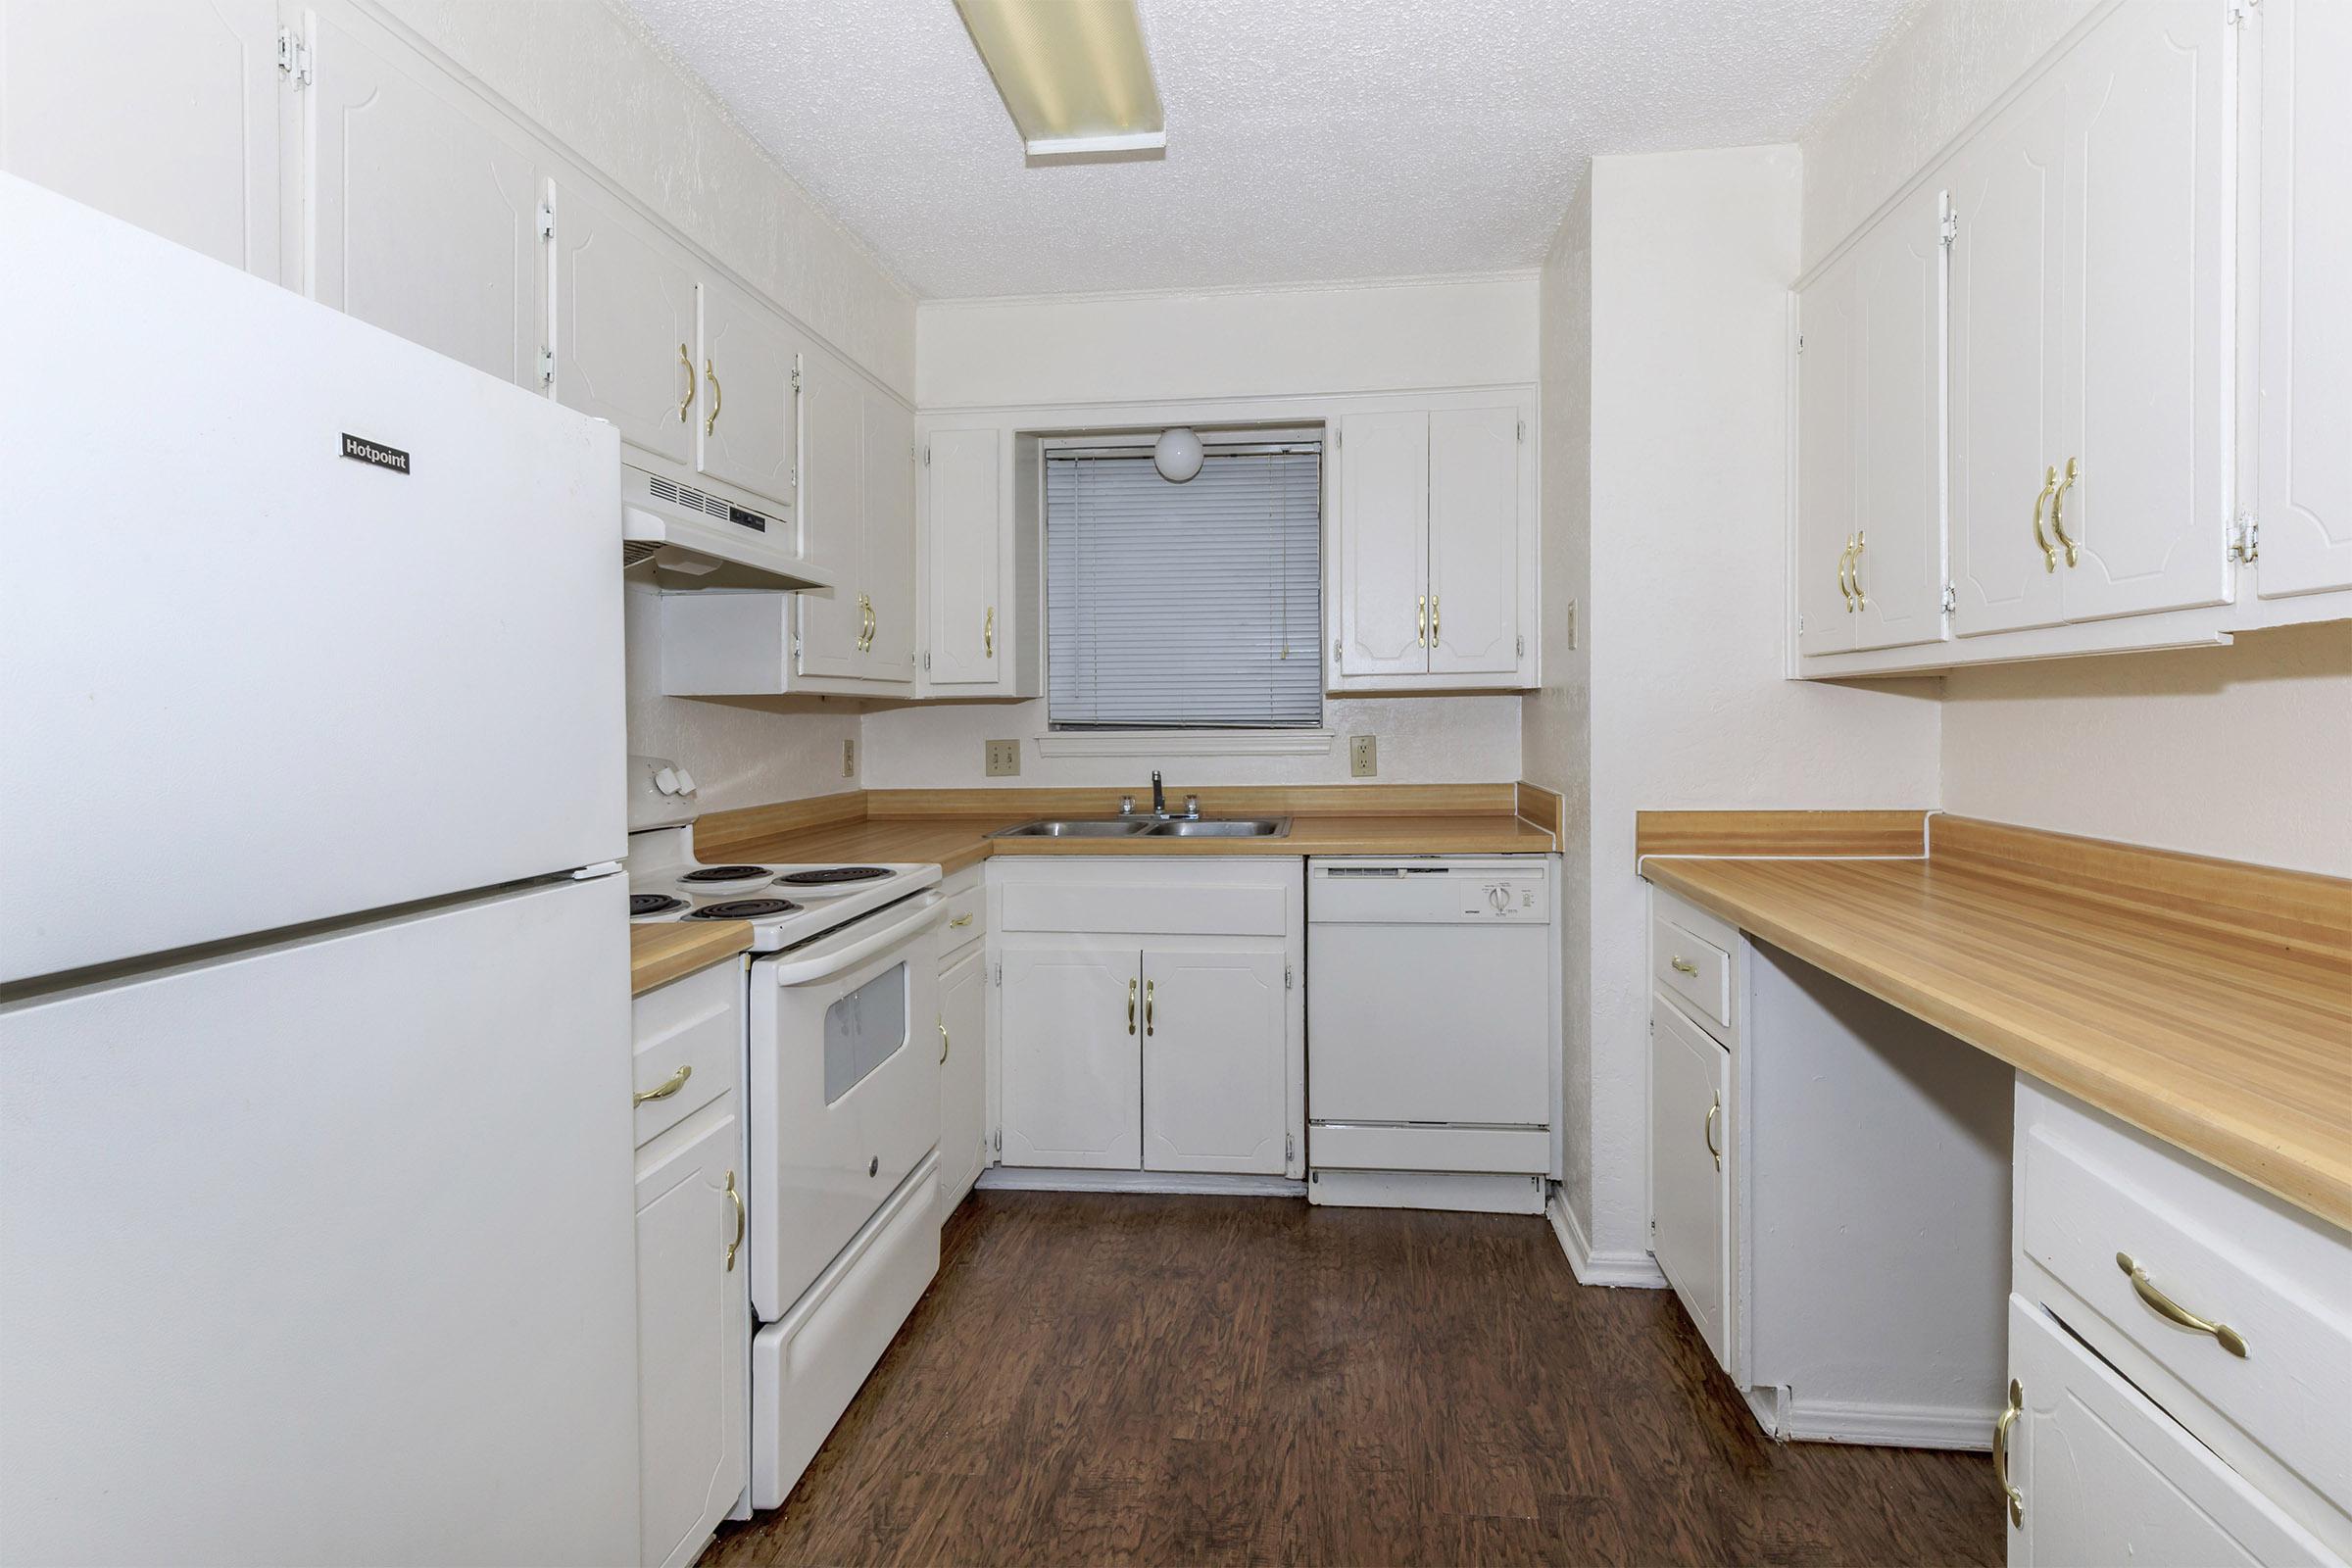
939;1018;951;1064
1430;594;1441;644
948;912;973;929
675;344;695;421
984;606;995;659
1417;594;1427;649
2032;466;2059;572
704;357;722;437
1126;977;1137;1035
1144;978;1155;1037
1848;529;1867;610
1670;956;1699;976
724;1170;745;1272
2117;1252;2248;1357
633;1063;691;1106
1993;1378;2024;1526
2050;458;2081;567
1837;534;1857;612
1703;1094;1721;1170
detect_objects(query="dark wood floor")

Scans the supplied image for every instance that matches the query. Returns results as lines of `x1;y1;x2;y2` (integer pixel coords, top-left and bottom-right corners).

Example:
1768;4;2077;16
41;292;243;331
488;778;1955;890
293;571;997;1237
707;1191;2000;1567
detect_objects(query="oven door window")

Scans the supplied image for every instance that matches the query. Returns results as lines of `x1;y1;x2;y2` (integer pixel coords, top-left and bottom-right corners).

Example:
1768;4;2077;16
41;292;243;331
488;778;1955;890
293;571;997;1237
822;959;910;1103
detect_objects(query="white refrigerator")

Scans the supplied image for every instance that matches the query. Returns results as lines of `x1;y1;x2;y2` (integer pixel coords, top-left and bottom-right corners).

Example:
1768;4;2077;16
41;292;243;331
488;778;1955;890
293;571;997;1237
0;176;641;1565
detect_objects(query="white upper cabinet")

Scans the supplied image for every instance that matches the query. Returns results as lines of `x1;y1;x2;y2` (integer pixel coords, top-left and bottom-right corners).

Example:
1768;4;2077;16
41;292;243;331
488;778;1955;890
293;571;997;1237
2252;0;2352;601
300;7;543;388
860;387;918;684
0;0;280;281
548;174;696;467
696;274;802;512
796;348;868;681
1427;408;1524;675
1335;411;1430;678
921;429;1004;691
1796;246;1862;659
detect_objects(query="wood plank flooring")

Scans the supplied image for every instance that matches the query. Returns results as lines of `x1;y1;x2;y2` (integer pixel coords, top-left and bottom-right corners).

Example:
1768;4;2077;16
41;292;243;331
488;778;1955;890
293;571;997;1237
706;1192;1999;1568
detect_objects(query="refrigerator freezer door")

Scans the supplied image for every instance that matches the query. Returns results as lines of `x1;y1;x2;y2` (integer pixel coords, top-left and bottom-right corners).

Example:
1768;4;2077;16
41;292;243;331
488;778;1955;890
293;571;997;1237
0;875;639;1566
0;176;624;983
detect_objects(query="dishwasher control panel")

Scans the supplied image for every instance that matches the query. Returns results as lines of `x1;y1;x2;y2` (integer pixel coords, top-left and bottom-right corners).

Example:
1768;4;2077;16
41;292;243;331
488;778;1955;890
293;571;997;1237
1461;878;1544;918
1308;858;1552;923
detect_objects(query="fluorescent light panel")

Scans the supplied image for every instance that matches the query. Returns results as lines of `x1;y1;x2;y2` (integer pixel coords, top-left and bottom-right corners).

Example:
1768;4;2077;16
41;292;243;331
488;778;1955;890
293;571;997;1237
956;0;1165;157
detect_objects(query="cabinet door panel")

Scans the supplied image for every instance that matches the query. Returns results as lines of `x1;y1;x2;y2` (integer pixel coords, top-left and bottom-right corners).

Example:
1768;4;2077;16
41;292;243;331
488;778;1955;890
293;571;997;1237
698;274;801;511
794;348;865;679
2055;0;2231;623
1851;185;1948;654
1796;251;1861;658
2254;0;2352;600
303;9;540;387
925;429;1004;688
998;946;1140;1170
0;0;279;280
636;1102;748;1568
550;176;695;466
1336;411;1429;676
1949;76;2066;637
1427;408;1522;676
937;948;988;1212
1142;948;1286;1175
1649;998;1730;1369
860;388;917;685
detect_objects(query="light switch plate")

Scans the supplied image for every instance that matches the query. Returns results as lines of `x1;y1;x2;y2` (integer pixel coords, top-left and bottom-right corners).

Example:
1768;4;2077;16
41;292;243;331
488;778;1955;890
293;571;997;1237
1348;735;1377;778
843;737;857;778
985;739;1021;777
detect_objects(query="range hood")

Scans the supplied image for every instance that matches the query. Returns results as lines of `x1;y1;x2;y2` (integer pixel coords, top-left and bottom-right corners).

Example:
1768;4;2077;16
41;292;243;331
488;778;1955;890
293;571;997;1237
619;465;834;592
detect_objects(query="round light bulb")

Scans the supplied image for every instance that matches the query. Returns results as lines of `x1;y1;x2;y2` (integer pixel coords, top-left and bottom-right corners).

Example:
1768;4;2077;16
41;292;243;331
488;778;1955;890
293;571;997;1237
1153;426;1204;483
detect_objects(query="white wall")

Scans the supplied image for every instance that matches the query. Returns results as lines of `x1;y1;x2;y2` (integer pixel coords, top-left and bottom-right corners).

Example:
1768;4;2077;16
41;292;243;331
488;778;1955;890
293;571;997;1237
1548;146;1942;1267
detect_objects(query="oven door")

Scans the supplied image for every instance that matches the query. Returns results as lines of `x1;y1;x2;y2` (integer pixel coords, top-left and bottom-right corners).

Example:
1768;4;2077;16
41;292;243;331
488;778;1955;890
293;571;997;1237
746;892;945;1322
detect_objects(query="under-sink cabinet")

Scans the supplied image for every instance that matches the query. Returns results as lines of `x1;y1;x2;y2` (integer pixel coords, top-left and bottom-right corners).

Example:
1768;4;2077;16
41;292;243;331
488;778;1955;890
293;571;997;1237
990;859;1304;1182
630;958;750;1568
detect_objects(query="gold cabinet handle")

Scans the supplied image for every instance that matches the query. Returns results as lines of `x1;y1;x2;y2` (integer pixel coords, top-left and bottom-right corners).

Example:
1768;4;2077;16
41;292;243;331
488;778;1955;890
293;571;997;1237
1417;594;1427;649
948;911;973;929
1670;956;1699;976
2116;1252;2248;1357
1848;529;1867;610
724;1170;745;1273
633;1063;691;1106
1703;1094;1721;1171
1126;977;1137;1036
1144;979;1155;1037
675;344;695;421
866;596;877;652
939;1018;950;1064
1837;535;1857;612
1993;1378;2024;1526
1430;594;1441;645
2050;457;2080;567
984;605;995;660
2032;466;2060;572
703;358;722;437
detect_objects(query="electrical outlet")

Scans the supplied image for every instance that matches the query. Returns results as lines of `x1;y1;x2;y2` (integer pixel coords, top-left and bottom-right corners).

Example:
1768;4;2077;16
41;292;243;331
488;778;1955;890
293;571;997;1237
1348;735;1377;778
984;739;1021;777
842;737;856;778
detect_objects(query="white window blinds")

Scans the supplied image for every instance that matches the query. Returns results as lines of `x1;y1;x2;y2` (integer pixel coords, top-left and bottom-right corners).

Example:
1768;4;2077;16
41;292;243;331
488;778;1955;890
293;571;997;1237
1046;448;1323;729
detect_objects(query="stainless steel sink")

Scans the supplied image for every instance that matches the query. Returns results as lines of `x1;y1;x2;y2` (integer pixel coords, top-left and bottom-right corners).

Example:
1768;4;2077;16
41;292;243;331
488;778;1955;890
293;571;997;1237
1144;817;1291;838
988;818;1155;838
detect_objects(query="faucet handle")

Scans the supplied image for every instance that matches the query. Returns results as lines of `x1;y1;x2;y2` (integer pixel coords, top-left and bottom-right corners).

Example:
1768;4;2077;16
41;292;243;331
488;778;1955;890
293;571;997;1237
1118;795;1135;815
1184;794;1200;817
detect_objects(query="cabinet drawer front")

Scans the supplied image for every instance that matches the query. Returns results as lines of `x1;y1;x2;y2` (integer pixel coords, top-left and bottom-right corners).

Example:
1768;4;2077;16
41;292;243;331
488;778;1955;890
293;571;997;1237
1000;880;1288;937
632;962;740;1147
937;879;985;964
1652;909;1732;1036
2018;1086;2352;1528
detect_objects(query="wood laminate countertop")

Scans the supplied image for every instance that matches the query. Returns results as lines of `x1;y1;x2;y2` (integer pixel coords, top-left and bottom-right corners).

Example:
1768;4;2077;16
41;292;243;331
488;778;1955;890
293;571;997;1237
630;921;751;997
1640;814;2352;1231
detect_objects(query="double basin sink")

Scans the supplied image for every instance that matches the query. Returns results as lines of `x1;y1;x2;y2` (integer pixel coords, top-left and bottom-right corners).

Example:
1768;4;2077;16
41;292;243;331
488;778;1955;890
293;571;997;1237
989;816;1292;840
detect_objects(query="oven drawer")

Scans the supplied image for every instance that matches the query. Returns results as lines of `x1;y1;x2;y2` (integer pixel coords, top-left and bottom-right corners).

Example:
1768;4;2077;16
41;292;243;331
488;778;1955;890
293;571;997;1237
1651;899;1734;1041
631;959;741;1149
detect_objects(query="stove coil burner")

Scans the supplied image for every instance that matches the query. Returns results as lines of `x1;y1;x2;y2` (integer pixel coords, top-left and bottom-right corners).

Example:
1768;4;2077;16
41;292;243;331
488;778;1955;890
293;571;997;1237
630;894;689;917
776;866;892;886
685;898;799;920
678;865;775;885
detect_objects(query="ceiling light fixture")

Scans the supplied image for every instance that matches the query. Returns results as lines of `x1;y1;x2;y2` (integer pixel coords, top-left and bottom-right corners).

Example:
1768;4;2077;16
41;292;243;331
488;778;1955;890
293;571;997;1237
955;0;1166;160
1153;427;1203;483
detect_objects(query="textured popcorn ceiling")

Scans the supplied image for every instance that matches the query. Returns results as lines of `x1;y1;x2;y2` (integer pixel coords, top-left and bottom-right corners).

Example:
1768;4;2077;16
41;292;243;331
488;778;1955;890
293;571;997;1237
620;0;1919;300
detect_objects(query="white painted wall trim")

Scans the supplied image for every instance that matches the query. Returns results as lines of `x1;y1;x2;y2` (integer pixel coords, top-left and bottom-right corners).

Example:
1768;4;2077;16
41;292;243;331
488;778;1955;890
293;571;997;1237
978;1167;1305;1199
917;382;1541;421
1036;729;1337;759
1547;1189;1667;1289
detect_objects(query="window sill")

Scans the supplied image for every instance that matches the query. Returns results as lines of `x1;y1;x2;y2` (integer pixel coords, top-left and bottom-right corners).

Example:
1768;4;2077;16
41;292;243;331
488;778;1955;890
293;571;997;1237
1035;728;1338;759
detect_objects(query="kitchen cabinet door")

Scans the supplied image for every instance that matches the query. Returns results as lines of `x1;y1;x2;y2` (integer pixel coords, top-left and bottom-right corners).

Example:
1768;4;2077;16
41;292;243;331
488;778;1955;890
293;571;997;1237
998;945;1141;1171
1141;947;1287;1175
697;273;801;512
1796;247;1862;658
1335;411;1429;678
635;1100;748;1568
859;387;918;686
2252;0;2352;601
0;0;280;280
937;946;988;1213
1426;407;1522;677
301;6;542;388
2051;0;2232;625
1849;183;1948;655
1649;997;1730;1369
2003;1296;2328;1568
1948;70;2067;638
924;428;1004;690
548;174;696;467
794;347;866;680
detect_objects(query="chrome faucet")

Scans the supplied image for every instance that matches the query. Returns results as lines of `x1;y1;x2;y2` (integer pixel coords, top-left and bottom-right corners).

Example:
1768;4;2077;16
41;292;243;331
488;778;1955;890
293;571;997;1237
1151;769;1166;818
1139;771;1200;821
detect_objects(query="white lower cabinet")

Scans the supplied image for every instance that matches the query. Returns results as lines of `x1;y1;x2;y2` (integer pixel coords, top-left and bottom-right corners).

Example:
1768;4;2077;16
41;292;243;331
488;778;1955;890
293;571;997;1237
1647;994;1730;1367
936;869;990;1215
1140;947;1290;1175
998;943;1145;1170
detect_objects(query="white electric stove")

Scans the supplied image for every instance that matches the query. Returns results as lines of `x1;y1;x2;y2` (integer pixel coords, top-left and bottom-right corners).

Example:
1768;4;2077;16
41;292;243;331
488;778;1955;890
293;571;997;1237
623;823;940;950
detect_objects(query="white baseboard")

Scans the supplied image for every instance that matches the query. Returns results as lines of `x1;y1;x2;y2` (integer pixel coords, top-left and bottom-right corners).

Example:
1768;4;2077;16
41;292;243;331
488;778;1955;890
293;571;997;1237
976;1167;1305;1199
1781;1395;1998;1451
1546;1191;1666;1288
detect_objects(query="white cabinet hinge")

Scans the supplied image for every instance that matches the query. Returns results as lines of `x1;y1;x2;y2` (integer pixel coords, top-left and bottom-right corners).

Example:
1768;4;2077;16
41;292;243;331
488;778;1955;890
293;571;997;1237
538;347;554;387
993;961;1002;986
790;365;802;391
1940;582;1956;614
1333;429;1341;449
1286;1133;1296;1162
1940;211;1960;249
1284;964;1294;990
276;25;313;87
537;202;556;241
1794;333;1805;356
1795;613;1805;635
1516;419;1526;442
922;649;931;670
1516;634;1525;657
1331;639;1341;662
922;445;932;466
993;1128;1002;1153
2230;513;2260;563
2227;0;2256;26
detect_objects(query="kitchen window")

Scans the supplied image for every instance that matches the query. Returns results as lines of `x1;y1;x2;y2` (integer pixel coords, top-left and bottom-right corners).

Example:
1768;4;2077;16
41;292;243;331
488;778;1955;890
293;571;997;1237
1044;442;1323;737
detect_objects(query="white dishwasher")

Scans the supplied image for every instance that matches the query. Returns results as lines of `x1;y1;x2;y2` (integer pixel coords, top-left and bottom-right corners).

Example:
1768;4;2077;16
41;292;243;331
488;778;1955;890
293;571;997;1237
1307;857;1556;1213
